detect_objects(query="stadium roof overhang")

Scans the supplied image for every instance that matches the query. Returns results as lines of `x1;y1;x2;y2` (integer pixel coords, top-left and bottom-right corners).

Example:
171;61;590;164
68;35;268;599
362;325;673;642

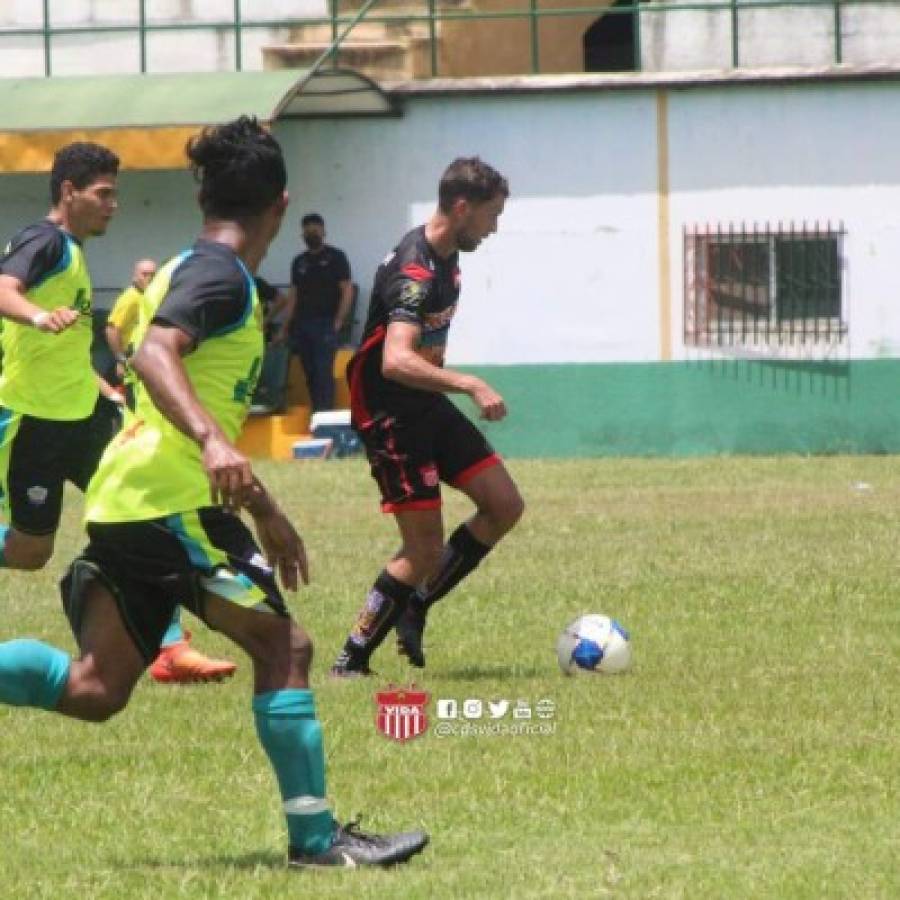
0;68;397;173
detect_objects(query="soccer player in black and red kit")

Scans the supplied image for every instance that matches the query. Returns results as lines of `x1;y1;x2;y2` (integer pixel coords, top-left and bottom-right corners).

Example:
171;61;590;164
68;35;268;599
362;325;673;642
332;157;525;676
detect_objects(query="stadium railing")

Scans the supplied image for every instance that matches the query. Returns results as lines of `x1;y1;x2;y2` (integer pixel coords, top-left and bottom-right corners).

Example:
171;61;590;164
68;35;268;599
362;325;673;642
3;1;871;79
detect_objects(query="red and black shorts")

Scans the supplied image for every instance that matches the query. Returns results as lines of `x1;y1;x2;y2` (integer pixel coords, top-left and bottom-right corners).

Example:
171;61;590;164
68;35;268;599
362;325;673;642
358;396;501;513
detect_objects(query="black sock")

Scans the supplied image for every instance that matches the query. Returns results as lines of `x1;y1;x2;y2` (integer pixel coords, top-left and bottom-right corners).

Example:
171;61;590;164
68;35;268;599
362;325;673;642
342;570;417;666
413;524;492;614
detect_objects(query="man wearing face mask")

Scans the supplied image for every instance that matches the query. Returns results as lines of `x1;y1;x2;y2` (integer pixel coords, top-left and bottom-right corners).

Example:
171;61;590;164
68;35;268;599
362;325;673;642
277;213;352;412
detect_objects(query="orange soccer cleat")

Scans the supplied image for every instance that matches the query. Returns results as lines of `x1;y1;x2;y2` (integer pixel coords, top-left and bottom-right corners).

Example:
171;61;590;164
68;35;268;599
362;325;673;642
148;632;237;684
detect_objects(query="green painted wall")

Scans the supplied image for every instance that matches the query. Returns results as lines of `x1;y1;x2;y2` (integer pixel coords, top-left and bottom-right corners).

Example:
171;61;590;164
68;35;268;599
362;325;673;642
459;359;900;458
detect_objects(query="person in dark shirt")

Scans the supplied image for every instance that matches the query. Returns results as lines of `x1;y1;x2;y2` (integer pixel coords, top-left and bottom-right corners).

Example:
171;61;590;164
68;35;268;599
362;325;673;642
276;213;352;412
331;157;525;676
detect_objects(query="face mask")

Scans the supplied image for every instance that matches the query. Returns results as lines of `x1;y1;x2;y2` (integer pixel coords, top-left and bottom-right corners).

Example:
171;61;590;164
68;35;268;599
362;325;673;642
304;234;324;250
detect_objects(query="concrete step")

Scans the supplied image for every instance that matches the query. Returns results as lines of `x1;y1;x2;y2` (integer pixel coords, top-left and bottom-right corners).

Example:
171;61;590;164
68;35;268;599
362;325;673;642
280;18;434;44
264;35;434;79
238;404;312;460
334;0;469;12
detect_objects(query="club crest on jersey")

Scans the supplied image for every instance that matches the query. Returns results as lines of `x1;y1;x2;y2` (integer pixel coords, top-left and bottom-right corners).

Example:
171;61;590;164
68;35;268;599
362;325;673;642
26;485;48;505
422;304;456;332
72;288;91;316
419;464;439;488
375;685;429;742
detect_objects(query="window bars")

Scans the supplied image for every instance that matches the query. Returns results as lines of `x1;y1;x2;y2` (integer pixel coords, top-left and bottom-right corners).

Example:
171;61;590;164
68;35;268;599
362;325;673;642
684;222;847;354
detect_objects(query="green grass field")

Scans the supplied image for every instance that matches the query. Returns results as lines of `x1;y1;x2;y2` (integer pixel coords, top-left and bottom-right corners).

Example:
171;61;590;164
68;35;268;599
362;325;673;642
1;457;898;899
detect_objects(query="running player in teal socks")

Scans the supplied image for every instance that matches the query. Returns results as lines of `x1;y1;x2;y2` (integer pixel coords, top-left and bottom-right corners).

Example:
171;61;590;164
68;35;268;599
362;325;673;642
0;118;427;869
0;141;235;683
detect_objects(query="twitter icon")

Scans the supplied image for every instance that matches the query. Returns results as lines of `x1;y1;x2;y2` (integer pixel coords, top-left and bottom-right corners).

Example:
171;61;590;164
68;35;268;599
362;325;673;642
488;700;509;719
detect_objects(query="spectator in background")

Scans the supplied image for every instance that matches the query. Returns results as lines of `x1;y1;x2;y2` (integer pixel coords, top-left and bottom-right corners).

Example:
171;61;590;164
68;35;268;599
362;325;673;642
105;257;157;407
276;213;353;412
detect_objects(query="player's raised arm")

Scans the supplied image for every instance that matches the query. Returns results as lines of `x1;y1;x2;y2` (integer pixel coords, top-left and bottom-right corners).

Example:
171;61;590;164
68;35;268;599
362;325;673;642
132;324;253;510
0;274;78;331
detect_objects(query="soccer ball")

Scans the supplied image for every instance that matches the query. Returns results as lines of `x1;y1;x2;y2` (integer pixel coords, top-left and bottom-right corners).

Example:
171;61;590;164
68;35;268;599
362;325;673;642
556;614;632;675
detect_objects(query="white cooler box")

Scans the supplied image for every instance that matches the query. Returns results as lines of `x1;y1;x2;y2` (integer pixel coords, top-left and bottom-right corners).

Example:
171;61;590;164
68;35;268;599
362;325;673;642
309;410;362;458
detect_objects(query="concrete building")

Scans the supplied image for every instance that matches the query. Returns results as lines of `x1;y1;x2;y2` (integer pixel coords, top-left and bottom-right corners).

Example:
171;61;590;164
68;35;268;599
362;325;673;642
3;1;900;79
1;64;898;457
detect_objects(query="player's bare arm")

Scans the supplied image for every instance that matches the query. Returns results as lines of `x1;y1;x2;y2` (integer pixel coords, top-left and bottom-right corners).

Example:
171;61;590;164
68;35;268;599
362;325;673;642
96;373;124;405
242;478;309;590
334;278;354;332
132;323;253;510
0;273;79;333
105;322;126;364
382;320;507;421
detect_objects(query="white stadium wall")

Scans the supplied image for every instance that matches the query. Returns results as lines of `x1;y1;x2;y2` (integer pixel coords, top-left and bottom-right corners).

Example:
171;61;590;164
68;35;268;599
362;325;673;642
2;73;900;456
274;90;662;365
666;80;900;362
2;77;898;362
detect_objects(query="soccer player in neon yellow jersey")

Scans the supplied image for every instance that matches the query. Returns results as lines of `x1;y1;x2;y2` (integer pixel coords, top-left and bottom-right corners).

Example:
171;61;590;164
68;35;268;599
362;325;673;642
0;117;428;869
0;143;235;685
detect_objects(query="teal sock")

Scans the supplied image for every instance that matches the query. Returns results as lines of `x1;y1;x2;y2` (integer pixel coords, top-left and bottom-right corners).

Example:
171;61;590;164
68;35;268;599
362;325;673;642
0;639;70;710
253;688;335;854
160;608;184;648
0;524;9;568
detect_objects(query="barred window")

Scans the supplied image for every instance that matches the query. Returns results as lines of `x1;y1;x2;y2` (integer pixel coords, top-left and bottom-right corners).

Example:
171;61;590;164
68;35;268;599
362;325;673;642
684;223;847;352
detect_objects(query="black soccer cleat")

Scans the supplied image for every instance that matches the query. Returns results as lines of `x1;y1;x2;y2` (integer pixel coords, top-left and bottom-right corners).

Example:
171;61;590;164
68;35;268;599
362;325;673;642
330;649;374;679
395;606;427;668
289;819;429;869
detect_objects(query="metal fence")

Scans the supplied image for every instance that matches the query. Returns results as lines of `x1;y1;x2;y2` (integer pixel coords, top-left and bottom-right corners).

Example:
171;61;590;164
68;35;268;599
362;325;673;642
0;0;882;79
683;222;847;353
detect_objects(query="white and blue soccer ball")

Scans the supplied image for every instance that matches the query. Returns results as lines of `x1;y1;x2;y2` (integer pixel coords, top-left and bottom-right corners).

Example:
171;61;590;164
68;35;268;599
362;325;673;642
557;614;632;675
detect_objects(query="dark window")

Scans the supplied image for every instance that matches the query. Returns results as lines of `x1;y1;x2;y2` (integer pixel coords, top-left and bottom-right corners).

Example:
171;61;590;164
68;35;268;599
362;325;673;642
684;223;846;350
584;0;639;73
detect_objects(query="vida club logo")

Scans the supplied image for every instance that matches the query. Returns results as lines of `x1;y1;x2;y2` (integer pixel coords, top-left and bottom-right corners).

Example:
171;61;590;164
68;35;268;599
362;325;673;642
374;685;429;742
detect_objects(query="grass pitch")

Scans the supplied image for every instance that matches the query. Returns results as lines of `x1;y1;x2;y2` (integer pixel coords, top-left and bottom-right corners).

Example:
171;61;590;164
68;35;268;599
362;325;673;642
1;456;898;898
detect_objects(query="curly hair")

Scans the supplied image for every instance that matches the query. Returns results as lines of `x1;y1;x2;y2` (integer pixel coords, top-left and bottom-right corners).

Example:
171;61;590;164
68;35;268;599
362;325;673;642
50;142;120;205
186;116;287;220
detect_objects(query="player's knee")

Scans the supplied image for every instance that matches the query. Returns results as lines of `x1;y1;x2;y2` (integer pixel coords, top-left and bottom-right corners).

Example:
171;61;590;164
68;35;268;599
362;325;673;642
287;624;313;676
88;686;131;723
69;669;133;722
6;539;54;571
250;618;313;681
489;486;525;534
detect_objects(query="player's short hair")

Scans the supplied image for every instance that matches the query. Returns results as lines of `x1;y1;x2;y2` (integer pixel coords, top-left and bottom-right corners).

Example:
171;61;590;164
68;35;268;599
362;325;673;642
50;142;120;205
186;116;287;220
301;212;325;227
438;157;509;213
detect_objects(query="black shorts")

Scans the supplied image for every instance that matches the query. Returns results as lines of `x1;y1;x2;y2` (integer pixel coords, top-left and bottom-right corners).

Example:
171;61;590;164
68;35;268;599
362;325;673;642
60;507;288;664
0;399;117;536
358;396;500;513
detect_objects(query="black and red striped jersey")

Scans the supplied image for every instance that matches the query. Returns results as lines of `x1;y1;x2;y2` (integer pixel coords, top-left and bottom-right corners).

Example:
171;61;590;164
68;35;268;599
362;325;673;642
348;226;461;427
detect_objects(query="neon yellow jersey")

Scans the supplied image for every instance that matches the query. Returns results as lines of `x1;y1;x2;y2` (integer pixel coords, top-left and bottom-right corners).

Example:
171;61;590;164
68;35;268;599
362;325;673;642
85;240;263;523
106;285;143;349
108;284;146;391
0;220;98;420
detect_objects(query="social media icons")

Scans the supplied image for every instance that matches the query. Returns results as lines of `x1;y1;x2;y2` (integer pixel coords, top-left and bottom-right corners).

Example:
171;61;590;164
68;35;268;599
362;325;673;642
431;696;557;737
